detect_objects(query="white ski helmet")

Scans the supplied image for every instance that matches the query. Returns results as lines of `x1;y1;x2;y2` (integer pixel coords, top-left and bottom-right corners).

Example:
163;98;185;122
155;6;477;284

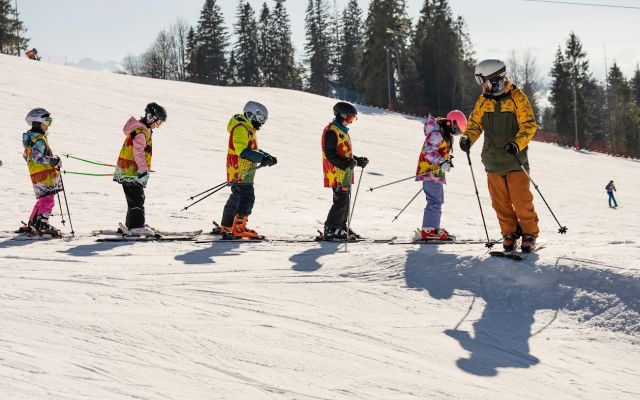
474;59;507;94
243;101;268;125
25;108;52;126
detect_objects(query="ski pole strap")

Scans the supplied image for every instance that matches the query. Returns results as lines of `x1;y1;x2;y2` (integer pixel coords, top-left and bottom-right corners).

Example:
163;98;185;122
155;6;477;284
61;170;137;178
369;169;443;191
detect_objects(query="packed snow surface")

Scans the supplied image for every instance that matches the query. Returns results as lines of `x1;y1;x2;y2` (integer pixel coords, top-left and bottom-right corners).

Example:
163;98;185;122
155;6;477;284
1;54;639;399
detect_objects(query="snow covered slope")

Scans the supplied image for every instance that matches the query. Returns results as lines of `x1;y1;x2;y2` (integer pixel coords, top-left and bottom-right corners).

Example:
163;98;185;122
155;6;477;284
0;54;639;399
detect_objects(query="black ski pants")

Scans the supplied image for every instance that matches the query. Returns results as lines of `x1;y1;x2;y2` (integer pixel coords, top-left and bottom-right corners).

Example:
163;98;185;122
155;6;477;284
325;186;350;230
122;184;145;229
221;183;255;227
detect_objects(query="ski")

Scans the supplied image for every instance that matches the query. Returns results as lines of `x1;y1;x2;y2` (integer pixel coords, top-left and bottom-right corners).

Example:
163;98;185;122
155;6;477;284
96;236;197;242
389;239;499;245
489;243;546;261
91;225;203;237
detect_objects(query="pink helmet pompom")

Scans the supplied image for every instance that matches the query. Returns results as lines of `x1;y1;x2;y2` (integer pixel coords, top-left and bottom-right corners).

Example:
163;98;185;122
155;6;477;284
446;110;467;133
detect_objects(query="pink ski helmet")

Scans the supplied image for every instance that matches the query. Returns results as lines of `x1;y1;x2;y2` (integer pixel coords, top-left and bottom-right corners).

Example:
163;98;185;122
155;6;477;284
446;109;467;134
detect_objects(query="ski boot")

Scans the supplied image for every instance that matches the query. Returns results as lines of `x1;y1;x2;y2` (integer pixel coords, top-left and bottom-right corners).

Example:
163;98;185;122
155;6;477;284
502;233;520;252
211;221;231;235
520;234;537;253
321;227;348;241
419;227;451;241
129;225;159;237
228;215;260;239
33;214;62;237
347;228;361;240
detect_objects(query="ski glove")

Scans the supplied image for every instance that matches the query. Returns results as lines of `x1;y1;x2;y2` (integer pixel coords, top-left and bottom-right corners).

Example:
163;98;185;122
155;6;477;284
354;156;369;168
49;156;61;168
137;171;149;186
346;157;358;169
504;142;519;155
459;137;471;153
439;159;452;173
261;154;278;167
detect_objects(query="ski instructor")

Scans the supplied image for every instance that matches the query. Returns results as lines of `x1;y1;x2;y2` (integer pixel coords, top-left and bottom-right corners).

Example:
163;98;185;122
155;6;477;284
459;59;540;253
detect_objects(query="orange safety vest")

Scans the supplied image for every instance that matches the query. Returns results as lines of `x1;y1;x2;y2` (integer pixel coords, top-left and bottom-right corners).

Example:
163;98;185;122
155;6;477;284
322;122;353;188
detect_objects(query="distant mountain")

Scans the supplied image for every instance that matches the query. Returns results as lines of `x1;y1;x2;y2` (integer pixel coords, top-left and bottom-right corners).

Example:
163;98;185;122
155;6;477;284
68;57;125;73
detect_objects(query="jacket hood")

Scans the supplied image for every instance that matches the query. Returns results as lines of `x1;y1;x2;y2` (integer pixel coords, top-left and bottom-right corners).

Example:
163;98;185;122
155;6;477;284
123;117;150;136
227;113;253;132
22;129;46;148
423;115;439;136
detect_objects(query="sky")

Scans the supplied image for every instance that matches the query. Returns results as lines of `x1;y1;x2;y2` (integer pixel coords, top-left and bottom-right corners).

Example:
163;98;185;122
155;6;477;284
17;0;640;82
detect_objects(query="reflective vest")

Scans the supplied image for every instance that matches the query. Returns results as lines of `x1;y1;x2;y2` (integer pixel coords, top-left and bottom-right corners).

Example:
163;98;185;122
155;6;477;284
226;114;259;183
114;126;152;184
322;122;353;188
24;132;61;198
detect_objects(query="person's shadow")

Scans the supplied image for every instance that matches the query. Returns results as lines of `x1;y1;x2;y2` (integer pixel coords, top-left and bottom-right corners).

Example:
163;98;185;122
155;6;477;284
404;246;548;377
60;241;135;257
175;241;241;265
290;242;343;272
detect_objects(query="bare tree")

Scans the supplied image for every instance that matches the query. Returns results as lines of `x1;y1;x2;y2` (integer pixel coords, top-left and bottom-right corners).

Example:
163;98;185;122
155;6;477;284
122;54;141;76
507;49;543;119
170;18;190;81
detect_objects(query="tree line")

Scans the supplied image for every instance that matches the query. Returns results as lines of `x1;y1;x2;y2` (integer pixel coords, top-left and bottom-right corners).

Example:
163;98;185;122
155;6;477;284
1;0;638;157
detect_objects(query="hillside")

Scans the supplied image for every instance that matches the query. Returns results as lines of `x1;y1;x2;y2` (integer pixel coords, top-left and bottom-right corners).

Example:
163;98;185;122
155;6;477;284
0;54;639;400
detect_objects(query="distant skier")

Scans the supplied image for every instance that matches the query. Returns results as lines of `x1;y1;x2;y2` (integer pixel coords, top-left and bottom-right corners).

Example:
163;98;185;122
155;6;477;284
219;101;277;239
605;180;618;208
321;101;368;241
26;48;40;61
19;108;63;236
416;111;466;240
460;59;539;252
113;102;167;235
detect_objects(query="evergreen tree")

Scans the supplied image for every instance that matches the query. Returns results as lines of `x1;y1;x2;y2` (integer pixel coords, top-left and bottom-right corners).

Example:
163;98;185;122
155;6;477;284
337;0;363;101
191;0;229;85
607;62;639;156
234;0;261;86
258;2;276;86
185;27;197;81
549;47;573;144
305;0;332;95
358;0;410;108
271;0;301;89
632;64;640;106
408;0;469;115
0;0;28;55
226;49;239;86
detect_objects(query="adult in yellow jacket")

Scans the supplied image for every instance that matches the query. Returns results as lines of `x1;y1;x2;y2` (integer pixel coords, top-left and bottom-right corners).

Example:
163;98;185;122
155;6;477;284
459;59;539;252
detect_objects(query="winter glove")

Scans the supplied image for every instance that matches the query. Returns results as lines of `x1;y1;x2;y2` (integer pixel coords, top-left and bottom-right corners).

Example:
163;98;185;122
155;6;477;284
459;137;471;153
137;171;149;186
346;157;358;169
439;159;452;173
354;156;369;168
49;155;61;168
503;142;519;155
261;154;278;167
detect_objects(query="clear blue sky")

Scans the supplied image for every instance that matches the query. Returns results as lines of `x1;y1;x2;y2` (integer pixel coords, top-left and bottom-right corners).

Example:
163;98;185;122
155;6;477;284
18;0;640;80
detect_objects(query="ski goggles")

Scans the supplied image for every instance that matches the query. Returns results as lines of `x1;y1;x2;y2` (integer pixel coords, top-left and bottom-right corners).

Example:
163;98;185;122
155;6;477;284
254;111;267;124
345;114;357;124
438;119;462;135
42;117;53;127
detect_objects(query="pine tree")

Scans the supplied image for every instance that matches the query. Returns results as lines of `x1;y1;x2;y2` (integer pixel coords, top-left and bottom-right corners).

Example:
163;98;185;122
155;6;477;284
234;0;261;86
258;2;276;87
358;0;410;108
408;0;469;115
336;0;363;101
226;49;239;86
191;0;229;85
549;47;574;145
632;64;640;106
607;62;640;156
0;0;28;55
185;27;197;81
271;0;300;89
305;0;332;95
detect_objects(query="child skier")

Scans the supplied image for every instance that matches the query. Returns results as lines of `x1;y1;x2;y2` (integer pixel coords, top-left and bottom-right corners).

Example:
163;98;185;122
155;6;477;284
20;108;63;236
605;180;618;208
113;102;167;235
321;101;368;241
219;101;277;239
416;110;467;240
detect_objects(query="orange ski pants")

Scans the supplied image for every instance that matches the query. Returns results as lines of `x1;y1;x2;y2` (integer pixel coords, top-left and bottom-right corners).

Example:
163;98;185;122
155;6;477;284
486;171;539;237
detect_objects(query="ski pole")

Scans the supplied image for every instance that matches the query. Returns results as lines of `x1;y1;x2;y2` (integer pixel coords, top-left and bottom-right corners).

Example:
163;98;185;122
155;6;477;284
187;181;229;201
56;191;67;226
465;151;493;248
180;165;265;212
62;153;117;168
512;153;568;234
347;166;365;228
369;169;443;192
392;187;423;222
58;174;75;237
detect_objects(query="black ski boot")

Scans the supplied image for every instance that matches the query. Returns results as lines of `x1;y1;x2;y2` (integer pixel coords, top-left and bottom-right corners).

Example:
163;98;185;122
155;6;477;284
520;234;537;253
34;214;62;237
502;233;519;252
